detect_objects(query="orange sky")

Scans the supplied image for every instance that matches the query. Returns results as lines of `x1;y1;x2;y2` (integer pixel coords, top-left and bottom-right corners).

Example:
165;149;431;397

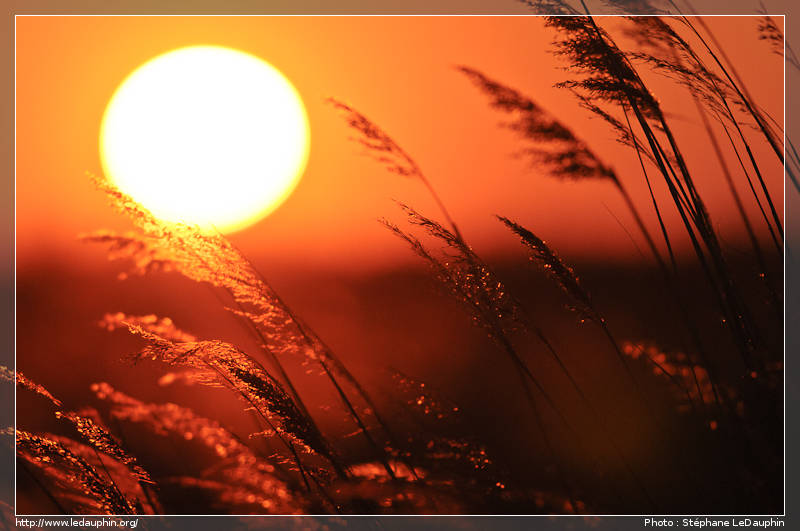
15;16;785;273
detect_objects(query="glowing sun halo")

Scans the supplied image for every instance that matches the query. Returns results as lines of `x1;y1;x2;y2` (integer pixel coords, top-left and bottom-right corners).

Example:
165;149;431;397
100;45;310;233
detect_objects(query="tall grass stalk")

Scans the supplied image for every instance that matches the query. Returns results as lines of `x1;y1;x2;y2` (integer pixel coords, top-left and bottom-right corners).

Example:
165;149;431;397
546;14;769;374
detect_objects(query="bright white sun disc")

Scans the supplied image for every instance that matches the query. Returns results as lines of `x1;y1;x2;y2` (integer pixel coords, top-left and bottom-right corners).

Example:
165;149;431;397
100;45;310;232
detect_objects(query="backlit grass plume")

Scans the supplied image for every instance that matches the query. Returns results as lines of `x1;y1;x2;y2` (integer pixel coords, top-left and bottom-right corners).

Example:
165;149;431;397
17;430;145;515
497;215;658;417
543;14;773;380
54;410;152;485
623;16;784;247
100;313;197;343
327;98;423;180
329;98;463;241
87;174;400;480
458;65;677;288
92;383;304;514
546;16;661;121
497;217;599;324
13;369;158;514
3;367;62;407
381;204;523;341
112;319;343;474
458;66;617;182
381;205;588;511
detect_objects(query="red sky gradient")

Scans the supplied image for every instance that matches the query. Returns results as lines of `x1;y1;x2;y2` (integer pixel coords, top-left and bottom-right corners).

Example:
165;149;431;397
15;16;784;273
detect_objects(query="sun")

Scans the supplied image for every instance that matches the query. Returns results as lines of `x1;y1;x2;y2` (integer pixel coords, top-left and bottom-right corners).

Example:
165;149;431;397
99;45;310;233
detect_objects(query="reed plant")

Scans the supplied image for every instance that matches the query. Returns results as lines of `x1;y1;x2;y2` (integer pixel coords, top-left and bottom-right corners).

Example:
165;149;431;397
12;10;784;515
